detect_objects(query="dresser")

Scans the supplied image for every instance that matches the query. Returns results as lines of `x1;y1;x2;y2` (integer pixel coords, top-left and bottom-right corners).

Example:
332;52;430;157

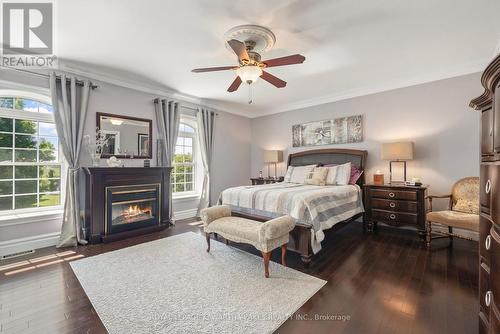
250;177;284;185
470;54;500;334
364;183;427;236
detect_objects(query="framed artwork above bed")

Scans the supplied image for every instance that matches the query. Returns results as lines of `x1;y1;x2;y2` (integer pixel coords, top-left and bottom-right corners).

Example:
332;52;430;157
292;115;363;147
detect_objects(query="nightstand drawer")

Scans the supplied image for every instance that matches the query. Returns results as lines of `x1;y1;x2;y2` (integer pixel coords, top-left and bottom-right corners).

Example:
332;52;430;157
372;209;418;225
371;198;417;213
370;189;417;201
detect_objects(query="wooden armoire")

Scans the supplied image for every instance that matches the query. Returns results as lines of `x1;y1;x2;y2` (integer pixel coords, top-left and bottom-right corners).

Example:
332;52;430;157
470;53;500;333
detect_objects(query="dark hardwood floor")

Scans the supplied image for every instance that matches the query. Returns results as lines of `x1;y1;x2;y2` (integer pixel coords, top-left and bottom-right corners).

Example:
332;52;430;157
0;220;478;334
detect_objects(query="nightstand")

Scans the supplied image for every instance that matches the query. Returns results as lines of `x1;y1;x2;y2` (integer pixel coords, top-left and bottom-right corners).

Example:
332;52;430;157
250;177;284;185
364;183;428;238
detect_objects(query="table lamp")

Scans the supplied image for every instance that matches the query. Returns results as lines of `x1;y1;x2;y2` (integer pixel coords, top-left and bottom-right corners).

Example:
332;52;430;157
381;142;414;184
263;150;283;179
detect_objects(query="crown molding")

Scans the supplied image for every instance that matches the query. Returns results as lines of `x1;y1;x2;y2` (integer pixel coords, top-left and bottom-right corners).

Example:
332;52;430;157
251;59;488;118
3;57;489;120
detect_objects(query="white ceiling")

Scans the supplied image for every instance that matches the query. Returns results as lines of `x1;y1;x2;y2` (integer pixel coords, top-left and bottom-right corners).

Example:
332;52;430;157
56;0;500;117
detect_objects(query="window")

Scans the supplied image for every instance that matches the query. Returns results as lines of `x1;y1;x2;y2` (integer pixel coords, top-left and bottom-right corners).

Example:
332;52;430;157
0;95;62;212
172;121;196;195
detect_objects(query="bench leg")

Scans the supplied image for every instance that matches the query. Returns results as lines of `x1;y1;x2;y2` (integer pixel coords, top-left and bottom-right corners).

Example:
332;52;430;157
205;233;211;252
262;251;271;278
281;244;287;267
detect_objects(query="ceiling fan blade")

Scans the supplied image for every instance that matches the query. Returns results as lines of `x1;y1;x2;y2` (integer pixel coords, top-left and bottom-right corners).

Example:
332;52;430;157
260;71;287;88
262;54;305;68
192;66;237;73
227;76;242;92
227;39;250;62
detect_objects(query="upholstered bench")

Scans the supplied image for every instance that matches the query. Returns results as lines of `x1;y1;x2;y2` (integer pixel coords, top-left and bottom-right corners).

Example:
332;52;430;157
200;205;295;278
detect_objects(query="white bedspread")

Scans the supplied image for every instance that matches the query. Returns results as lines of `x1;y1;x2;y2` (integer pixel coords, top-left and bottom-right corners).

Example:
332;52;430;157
219;182;364;253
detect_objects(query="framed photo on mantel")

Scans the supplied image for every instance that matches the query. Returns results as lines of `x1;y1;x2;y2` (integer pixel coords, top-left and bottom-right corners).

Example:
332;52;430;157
292;115;363;147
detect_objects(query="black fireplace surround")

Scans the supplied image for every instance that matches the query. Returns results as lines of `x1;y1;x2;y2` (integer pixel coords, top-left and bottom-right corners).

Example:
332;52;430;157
83;167;172;243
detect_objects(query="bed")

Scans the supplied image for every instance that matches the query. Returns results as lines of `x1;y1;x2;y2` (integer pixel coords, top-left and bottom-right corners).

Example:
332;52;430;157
219;148;368;267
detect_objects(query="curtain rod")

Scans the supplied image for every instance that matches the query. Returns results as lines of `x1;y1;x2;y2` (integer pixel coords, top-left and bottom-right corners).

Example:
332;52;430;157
153;98;219;115
0;66;99;89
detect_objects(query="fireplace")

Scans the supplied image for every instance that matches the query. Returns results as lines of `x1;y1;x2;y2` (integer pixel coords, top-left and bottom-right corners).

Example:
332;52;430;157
84;167;172;243
106;184;160;235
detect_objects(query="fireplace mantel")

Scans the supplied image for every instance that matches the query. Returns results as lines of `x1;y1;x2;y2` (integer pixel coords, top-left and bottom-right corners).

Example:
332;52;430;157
83;167;172;243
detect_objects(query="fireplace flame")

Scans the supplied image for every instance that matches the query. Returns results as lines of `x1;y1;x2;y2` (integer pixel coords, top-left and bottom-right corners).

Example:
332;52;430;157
126;205;142;216
122;205;152;219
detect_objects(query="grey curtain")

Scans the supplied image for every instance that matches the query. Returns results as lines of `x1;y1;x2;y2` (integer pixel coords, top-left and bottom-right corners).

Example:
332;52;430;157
197;108;217;213
50;73;91;247
154;99;180;221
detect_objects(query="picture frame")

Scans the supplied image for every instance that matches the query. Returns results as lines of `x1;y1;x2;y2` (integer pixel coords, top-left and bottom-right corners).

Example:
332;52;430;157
138;133;150;157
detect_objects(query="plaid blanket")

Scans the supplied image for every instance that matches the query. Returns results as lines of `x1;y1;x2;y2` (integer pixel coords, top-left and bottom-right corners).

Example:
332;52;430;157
219;182;364;253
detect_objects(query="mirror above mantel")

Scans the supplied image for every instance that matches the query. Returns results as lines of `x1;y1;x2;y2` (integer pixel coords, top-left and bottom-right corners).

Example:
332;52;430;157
97;112;152;159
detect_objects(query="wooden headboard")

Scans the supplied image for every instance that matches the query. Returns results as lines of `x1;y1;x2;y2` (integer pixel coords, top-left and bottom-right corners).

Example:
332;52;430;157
287;148;368;185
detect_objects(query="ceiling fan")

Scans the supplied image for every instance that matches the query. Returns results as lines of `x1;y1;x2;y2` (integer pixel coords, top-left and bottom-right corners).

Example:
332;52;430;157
191;25;306;103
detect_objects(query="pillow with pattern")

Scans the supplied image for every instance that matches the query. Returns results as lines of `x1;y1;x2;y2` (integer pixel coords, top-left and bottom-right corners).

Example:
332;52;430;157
324;162;351;185
349;165;364;185
304;167;329;186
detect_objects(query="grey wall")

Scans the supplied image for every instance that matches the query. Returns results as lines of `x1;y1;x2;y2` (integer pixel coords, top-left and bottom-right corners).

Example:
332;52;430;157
0;68;251;244
250;73;482;210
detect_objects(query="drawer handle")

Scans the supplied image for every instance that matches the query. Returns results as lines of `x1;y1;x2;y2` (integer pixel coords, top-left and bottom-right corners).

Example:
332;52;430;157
485;180;491;194
485;235;491;250
389;214;396;220
389;192;395;198
389;202;396;208
485;291;492;307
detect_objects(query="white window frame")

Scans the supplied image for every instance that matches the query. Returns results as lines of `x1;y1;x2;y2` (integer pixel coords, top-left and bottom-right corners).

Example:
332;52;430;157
172;116;200;198
0;94;65;216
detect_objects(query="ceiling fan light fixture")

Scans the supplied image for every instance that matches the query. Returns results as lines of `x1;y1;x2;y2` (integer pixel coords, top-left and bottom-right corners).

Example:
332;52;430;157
236;65;262;84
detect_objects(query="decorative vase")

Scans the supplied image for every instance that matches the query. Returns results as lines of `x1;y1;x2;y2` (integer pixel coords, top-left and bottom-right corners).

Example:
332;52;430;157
91;153;101;167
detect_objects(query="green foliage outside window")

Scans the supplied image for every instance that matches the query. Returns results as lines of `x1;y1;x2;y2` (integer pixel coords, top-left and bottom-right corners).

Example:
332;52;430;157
0;98;60;211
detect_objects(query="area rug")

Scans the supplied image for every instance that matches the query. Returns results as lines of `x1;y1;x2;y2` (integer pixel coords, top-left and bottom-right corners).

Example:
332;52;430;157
70;232;326;334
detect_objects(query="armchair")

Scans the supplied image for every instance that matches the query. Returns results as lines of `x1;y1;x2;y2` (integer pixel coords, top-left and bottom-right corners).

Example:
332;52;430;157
425;177;479;247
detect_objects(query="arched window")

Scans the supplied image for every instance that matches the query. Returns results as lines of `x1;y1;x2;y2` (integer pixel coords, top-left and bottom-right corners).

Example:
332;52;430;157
0;94;62;212
172;119;197;194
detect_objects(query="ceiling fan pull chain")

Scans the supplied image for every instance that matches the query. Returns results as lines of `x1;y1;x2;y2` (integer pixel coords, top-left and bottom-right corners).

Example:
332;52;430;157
248;84;253;104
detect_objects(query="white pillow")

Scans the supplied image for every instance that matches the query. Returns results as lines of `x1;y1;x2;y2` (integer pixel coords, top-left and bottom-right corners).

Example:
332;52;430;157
284;166;294;182
284;165;316;183
325;166;337;185
335;162;351;185
325;162;351;185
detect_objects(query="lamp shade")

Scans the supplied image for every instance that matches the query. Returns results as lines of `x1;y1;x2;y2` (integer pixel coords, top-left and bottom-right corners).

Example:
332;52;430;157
381;142;414;161
236;65;263;83
263;150;283;163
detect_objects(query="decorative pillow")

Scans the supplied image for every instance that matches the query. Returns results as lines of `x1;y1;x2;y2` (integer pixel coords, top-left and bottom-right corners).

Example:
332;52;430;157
453;199;479;215
304;167;328;186
324;162;351;185
290;165;316;183
284;166;294;182
284;165;316;183
349;165;364;185
324;165;338;185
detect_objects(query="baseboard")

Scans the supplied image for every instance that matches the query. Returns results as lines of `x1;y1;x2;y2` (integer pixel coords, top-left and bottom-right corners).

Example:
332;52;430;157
173;208;198;221
0;232;60;258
